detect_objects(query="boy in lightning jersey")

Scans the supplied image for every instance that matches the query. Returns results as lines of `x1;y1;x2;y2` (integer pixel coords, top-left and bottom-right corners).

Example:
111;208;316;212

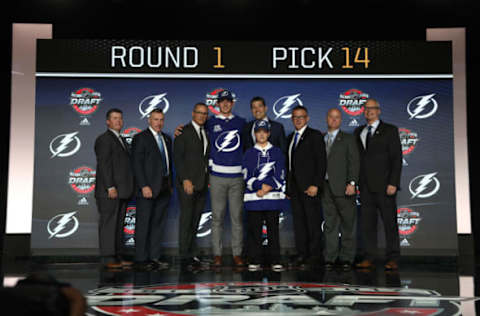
242;120;287;271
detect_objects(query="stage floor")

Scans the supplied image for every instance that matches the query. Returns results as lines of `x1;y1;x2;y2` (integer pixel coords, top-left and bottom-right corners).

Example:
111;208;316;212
2;257;479;315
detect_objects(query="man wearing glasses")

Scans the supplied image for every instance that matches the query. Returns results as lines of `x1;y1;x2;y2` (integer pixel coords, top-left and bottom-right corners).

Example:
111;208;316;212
354;98;402;270
286;105;327;267
173;103;210;269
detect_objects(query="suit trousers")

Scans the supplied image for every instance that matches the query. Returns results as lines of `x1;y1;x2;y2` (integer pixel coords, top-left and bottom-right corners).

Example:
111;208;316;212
177;184;208;259
210;175;244;256
290;183;324;259
360;184;400;262
96;198;128;259
135;188;171;262
321;181;357;264
247;211;280;264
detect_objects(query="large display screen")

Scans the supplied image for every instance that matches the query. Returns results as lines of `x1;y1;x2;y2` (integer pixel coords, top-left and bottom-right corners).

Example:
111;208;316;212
31;40;456;255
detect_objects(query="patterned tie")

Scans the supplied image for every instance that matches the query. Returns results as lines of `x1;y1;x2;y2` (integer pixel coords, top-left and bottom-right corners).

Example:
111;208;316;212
326;133;333;156
156;133;168;176
366;125;373;150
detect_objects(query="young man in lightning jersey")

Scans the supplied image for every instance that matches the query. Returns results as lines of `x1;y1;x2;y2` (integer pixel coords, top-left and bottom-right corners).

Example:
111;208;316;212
242;120;287;271
206;90;247;267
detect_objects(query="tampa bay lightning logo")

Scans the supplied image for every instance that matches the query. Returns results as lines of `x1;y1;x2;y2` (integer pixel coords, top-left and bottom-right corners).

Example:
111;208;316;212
215;130;240;152
256;161;276;180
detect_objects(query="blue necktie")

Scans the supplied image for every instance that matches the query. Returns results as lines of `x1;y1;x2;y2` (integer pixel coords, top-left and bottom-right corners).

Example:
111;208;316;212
293;131;300;149
156;134;168;176
366;125;373;150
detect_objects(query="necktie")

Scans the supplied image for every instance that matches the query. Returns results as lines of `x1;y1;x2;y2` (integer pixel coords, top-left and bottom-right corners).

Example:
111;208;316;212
326;133;333;156
293;131;300;149
156;133;168;176
366;125;373;150
199;126;205;155
118;135;126;150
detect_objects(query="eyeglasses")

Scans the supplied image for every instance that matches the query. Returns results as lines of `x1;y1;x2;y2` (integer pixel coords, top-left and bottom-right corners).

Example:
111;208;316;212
364;106;380;110
292;115;307;120
194;111;208;115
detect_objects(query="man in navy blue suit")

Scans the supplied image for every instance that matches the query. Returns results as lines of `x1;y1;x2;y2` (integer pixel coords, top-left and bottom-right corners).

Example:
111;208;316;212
242;96;287;153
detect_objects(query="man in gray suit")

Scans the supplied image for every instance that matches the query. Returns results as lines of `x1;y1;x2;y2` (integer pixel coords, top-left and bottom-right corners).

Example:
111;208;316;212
322;108;359;271
94;108;134;269
174;103;210;269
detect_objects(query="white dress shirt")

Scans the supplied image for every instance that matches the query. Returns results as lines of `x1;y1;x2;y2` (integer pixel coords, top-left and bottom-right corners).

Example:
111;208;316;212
149;126;170;174
360;120;380;149
191;120;207;155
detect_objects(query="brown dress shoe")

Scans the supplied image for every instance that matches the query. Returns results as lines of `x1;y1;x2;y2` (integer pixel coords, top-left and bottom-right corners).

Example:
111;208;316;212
355;260;374;269
384;260;399;270
104;262;123;269
213;256;222;266
233;256;245;266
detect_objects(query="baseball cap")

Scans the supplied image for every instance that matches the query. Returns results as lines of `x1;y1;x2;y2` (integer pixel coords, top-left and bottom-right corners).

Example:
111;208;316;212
217;89;235;101
254;120;271;132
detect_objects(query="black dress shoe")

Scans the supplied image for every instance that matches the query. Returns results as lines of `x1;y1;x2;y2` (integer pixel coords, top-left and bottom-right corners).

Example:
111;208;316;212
134;261;155;271
293;256;306;266
151;259;169;270
339;261;352;271
324;262;335;270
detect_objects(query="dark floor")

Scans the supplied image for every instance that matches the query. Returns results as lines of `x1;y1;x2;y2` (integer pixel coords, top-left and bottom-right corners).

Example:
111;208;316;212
2;255;480;315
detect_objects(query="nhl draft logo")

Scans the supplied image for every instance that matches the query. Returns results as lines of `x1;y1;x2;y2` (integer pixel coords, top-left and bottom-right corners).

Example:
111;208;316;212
206;88;237;115
399;128;419;155
86;282;476;315
215;130;241;152
49;131;81;158
339;89;369;116
121;127;142;145
409;172;440;199
70;88;102;115
68;166;96;195
398;207;422;247
124;205;136;247
197;210;212;238
47;211;79;239
399;128;419;166
139;93;170;119
407;93;438;119
273;93;303;119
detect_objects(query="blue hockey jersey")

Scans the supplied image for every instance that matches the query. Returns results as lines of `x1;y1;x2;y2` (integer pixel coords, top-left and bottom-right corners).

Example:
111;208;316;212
206;114;246;178
242;143;287;211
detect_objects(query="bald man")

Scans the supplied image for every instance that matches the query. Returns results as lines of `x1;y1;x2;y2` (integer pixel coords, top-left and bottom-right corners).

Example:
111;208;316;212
322;108;360;271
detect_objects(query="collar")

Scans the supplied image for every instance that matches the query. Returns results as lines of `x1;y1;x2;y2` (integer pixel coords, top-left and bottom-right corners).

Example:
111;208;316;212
327;128;340;138
148;126;161;137
191;120;204;132
109;128;121;137
215;113;235;120
295;125;308;136
367;120;380;129
254;142;273;151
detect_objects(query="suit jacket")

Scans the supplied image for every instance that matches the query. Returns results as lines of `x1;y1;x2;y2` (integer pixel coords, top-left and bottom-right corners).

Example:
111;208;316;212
94;129;134;199
132;128;173;198
354;120;402;193
324;130;360;197
286;126;327;194
173;122;210;191
242;118;287;153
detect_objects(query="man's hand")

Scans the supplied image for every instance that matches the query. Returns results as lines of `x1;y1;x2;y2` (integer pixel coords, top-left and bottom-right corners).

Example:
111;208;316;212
174;124;184;138
107;187;118;199
345;184;356;196
386;185;397;196
261;184;273;194
183;179;194;195
142;186;153;199
304;185;318;197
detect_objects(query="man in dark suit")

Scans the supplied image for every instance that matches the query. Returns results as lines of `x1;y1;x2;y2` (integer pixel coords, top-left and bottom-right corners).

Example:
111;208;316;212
242;96;287;153
94;108;134;269
321;108;360;271
132;108;173;270
286;105;327;267
173;103;210;269
354;98;402;270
